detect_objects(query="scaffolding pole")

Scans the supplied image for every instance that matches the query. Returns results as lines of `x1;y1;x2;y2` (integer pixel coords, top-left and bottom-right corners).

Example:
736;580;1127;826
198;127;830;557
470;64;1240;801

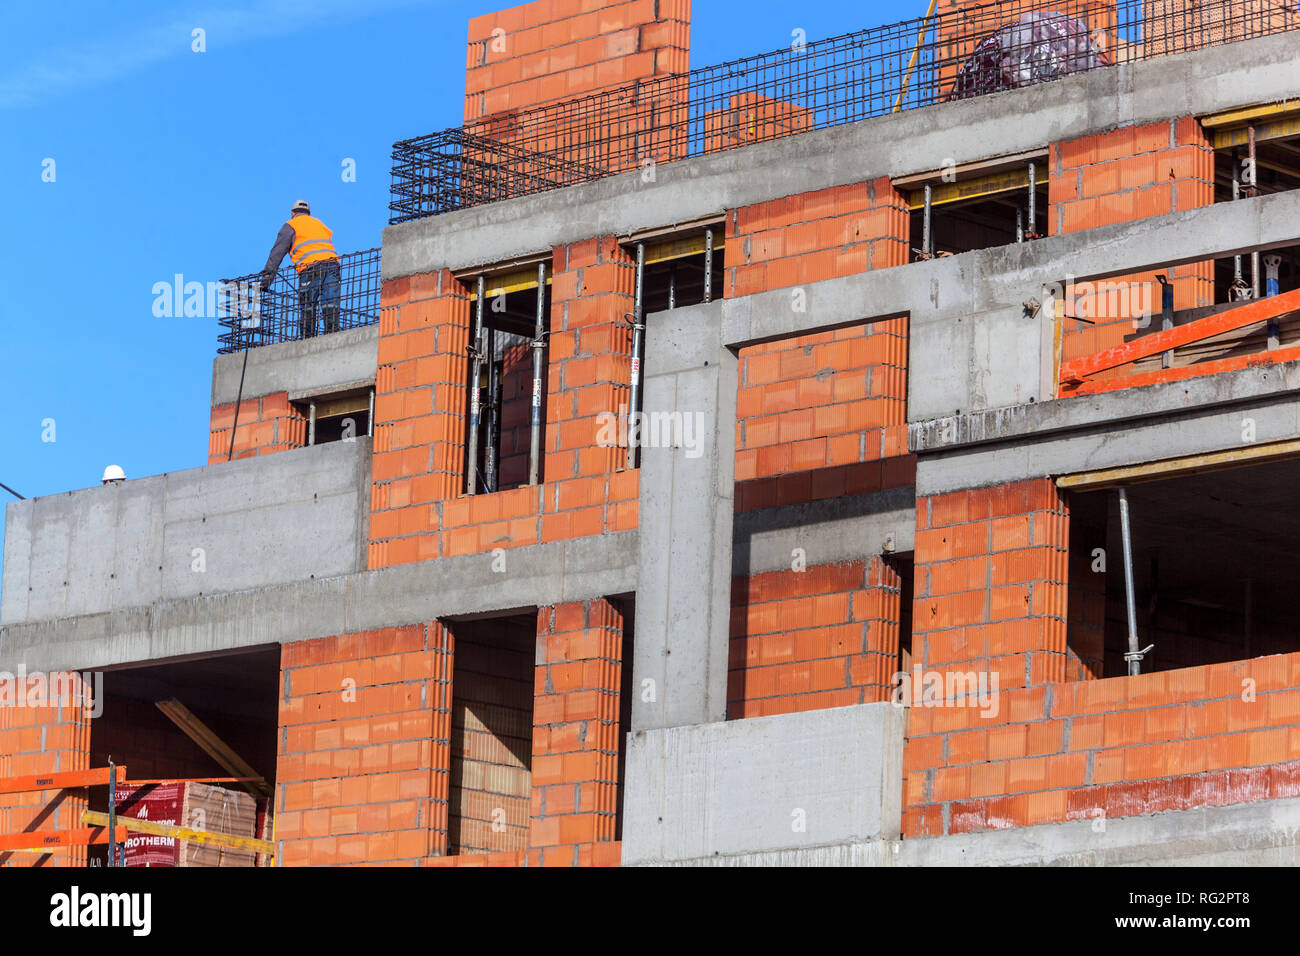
467;275;485;495
528;262;546;486
1117;487;1150;676
485;324;499;493
703;229;713;303
627;243;646;471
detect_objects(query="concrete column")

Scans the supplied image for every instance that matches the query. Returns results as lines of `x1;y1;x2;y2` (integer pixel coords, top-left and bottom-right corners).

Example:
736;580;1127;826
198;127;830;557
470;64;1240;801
632;302;737;731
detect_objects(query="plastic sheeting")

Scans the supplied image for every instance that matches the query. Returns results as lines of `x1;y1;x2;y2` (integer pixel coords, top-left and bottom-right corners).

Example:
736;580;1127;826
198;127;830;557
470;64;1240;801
948;11;1110;100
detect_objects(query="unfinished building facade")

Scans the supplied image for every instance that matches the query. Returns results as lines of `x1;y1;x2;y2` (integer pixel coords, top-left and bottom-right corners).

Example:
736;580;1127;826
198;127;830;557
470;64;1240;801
5;0;1300;865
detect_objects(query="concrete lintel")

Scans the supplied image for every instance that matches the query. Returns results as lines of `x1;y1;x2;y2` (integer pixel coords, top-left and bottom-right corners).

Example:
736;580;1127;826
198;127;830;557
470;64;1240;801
911;360;1300;454
211;325;379;406
913;385;1300;496
732;485;917;577
381;32;1300;279
0;532;638;674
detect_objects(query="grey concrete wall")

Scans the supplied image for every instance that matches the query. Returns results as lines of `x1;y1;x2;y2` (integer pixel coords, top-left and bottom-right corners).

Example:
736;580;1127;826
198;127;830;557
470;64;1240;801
622;701;905;865
0;531;637;673
211;324;377;405
633;301;736;732
1;440;372;626
645;794;1300;867
382;32;1300;278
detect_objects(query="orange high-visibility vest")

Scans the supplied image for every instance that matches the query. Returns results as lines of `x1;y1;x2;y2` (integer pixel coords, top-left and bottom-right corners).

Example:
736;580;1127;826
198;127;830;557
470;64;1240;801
286;215;338;272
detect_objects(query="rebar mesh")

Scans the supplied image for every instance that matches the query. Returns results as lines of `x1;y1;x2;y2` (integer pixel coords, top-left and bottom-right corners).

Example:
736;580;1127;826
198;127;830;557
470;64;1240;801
216;247;382;353
390;0;1299;223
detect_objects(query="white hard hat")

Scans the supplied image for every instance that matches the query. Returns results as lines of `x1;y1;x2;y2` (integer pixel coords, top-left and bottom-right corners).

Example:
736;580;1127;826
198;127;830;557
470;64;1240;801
291;199;310;214
101;465;126;484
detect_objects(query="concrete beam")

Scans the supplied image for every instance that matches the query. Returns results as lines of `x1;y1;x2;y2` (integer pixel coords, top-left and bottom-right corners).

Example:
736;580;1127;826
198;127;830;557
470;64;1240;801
381;32;1300;278
633;301;736;731
912;366;1300;496
0;531;638;674
211;325;378;405
621;701;904;865
732;485;916;577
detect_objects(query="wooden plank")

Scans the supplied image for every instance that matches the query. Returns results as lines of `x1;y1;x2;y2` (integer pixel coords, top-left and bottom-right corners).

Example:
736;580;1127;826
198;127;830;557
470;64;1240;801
642;234;707;266
155;699;271;798
1059;287;1300;384
0;765;126;796
82;811;275;857
1211;114;1300;149
906;164;1048;210
0;826;126;852
1057;439;1300;490
1200;100;1300;128
893;149;1049;188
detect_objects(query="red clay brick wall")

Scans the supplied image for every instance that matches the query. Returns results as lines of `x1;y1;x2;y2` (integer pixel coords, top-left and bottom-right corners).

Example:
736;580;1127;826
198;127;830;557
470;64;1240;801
274;624;453;866
546;237;635;483
913;478;1071;695
729;559;902;719
465;0;690;122
530;599;624;865
369;273;472;568
371;247;640;567
734;318;911;510
0;673;92;867
725;179;910;298
208;392;305;464
1050;118;1215;387
905;652;1300;836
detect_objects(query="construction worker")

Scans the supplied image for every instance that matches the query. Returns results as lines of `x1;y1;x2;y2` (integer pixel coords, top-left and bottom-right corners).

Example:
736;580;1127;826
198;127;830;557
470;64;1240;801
260;200;341;339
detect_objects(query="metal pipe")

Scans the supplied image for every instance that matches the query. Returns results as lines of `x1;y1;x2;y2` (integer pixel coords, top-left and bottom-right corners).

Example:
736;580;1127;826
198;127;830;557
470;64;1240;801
703;228;713;303
1232;150;1246;296
1016;207;1023;244
226;341;251;461
1027;161;1037;237
107;757;117;868
484;325;499;492
308;400;317;447
467;275;485;495
1248;126;1263;303
528;263;546;486
1117;487;1142;676
924;182;934;253
892;0;940;113
668;262;676;310
627;242;646;471
367;388;374;437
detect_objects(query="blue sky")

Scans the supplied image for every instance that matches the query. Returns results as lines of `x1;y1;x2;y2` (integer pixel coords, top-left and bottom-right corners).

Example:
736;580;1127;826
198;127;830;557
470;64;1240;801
0;0;895;554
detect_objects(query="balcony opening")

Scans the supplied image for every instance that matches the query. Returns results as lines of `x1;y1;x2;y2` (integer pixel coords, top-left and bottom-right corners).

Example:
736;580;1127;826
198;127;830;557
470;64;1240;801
446;612;536;856
1064;455;1300;678
463;265;551;494
897;154;1047;260
293;386;373;447
87;645;280;866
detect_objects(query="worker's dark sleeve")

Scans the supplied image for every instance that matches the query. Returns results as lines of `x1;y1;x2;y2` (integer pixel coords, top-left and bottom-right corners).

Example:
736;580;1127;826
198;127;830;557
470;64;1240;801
261;223;295;280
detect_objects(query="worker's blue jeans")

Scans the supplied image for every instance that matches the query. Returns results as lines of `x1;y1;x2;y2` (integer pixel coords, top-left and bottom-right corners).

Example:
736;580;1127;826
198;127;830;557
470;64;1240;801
298;260;341;338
